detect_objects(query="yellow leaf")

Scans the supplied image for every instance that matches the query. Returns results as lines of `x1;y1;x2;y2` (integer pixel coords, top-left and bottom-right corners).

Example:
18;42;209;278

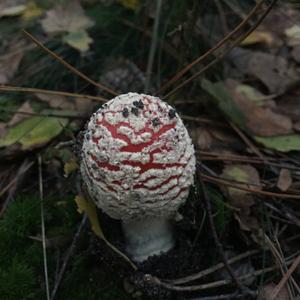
117;0;139;10
63;30;93;52
74;195;105;239
64;159;79;177
0;4;26;18
241;31;274;46
22;1;43;21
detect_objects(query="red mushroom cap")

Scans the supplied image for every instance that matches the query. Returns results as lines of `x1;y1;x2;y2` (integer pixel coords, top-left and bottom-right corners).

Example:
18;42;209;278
81;93;195;220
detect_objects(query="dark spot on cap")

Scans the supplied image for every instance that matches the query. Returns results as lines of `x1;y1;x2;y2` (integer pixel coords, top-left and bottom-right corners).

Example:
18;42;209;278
152;117;160;127
133;100;144;109
92;163;98;170
131;107;139;116
168;109;176;119
85;133;91;140
122;107;129;118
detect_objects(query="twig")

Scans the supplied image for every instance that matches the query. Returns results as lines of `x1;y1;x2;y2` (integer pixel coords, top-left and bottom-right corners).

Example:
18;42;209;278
164;249;259;285
0;160;34;216
22;30;118;97
0;108;87;120
264;234;300;297
196;168;251;296
199;173;300;199
0;85;107;102
163;0;278;98
38;155;50;300
189;291;252;300
271;254;300;299
156;0;265;95
147;262;292;292
145;0;162;93
229;121;265;161
50;215;88;300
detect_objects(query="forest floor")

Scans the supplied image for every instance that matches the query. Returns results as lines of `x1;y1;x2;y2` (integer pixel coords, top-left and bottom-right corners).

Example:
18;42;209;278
1;1;300;299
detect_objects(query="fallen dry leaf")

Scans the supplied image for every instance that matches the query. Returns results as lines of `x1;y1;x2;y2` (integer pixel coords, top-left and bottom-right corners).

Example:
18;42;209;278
222;164;260;213
285;24;300;46
41;0;94;34
0;51;23;84
36;93;95;115
0;0;26;18
261;4;300;41
222;164;261;232
228;48;300;94
62;30;93;52
226;80;293;137
241;31;274;47
75;194;105;239
8;101;34;126
190;127;213;150
35;93;75;110
294;121;300;132
258;283;289;300
64;159;79;178
277;168;292;192
291;45;300;63
21;1;43;21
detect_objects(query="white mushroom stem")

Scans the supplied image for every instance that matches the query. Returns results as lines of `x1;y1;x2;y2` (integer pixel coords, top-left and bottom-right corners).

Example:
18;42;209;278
122;217;174;262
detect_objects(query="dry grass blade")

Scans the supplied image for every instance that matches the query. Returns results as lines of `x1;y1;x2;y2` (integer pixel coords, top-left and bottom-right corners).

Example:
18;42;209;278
0;85;107;102
50;215;88;300
164;249;259;285
270;254;300;299
200;173;300;199
156;0;265;95
145;0;162;93
22;30;118;97
0;160;34;217
38;154;50;300
163;0;278;99
148;261;293;292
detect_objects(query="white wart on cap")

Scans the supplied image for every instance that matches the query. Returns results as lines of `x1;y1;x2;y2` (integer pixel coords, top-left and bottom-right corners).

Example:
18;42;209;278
81;92;196;261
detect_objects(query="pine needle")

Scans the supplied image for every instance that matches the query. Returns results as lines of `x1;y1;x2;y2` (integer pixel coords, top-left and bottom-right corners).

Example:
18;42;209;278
38;155;50;300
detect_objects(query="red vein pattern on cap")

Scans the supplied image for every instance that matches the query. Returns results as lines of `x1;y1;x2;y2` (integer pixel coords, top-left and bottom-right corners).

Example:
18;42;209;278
81;93;195;220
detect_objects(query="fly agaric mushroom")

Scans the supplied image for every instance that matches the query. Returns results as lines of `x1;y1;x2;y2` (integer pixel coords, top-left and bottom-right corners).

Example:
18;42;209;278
80;92;195;262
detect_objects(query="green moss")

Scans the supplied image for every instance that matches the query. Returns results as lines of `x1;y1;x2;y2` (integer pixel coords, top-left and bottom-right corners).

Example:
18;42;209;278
0;195;131;300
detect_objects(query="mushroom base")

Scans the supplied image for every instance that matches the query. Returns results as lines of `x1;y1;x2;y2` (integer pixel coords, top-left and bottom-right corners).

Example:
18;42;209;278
122;217;174;262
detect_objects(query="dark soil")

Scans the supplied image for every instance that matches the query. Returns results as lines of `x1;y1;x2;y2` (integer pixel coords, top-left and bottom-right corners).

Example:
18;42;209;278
89;186;221;300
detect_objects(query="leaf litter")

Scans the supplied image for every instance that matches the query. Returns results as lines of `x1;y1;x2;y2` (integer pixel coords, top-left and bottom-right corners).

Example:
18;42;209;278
1;1;300;299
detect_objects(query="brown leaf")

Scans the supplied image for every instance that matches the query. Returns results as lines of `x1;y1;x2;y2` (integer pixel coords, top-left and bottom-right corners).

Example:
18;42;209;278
226;80;292;136
258;283;289;300
291;45;300;63
222;164;260;212
8;101;33;126
277;168;292;192
222;164;261;232
276;94;300;122
294;121;300;132
0;51;23;84
260;4;300;42
35;93;75;110
189;127;213;150
0;0;26;18
228;48;300;94
241;31;275;47
74;98;96;115
41;0;94;34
